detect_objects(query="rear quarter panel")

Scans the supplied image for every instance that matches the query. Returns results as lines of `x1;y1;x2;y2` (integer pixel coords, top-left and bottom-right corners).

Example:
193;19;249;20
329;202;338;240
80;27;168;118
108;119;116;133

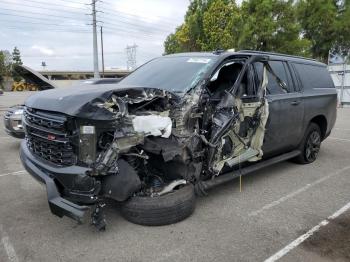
302;88;337;139
292;62;337;142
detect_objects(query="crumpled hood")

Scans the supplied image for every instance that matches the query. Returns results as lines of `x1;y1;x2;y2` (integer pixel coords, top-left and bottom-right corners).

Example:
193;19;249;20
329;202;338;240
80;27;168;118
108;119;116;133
25;84;178;120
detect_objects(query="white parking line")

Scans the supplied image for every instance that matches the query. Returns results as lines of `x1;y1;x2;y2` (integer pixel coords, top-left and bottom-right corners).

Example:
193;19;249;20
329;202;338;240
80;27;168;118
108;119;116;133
334;127;350;131
0;136;13;139
0;170;26;178
249;165;350;217
328;137;350;142
264;201;350;262
0;225;19;262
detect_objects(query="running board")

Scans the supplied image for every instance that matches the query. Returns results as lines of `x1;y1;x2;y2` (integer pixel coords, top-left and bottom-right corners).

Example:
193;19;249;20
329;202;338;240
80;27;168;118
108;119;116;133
201;150;301;191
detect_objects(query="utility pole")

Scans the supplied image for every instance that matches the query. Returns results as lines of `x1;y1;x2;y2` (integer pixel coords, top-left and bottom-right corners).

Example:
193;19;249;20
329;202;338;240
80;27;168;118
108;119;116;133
100;26;105;78
126;44;138;70
92;0;99;78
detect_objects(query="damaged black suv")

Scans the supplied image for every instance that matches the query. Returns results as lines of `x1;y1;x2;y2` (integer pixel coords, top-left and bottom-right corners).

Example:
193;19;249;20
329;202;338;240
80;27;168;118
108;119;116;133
20;50;337;230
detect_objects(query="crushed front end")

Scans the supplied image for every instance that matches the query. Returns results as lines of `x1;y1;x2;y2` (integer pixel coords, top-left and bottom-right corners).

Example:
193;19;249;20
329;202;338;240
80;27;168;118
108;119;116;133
20;87;203;228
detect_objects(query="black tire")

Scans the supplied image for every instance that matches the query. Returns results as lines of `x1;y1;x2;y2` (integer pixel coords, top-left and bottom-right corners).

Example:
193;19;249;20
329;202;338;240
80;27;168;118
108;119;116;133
120;184;196;226
294;123;322;164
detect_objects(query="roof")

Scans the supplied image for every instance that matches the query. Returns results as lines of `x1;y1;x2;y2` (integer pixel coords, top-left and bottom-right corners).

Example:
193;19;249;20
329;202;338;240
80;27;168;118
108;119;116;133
165;50;326;67
237;50;325;66
164;52;219;57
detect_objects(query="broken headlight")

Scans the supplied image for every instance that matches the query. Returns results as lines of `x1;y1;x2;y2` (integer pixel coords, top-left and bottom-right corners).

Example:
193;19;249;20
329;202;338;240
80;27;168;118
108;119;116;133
79;125;96;165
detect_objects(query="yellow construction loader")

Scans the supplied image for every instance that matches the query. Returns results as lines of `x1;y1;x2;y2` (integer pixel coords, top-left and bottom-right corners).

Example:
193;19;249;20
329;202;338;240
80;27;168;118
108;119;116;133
11;81;38;91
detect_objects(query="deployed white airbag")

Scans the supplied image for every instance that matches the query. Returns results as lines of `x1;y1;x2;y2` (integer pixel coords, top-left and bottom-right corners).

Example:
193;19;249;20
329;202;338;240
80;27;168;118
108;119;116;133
132;115;172;138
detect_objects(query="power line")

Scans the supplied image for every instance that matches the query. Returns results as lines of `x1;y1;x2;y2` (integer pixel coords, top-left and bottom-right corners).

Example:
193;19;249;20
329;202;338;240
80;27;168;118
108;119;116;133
100;0;180;24
22;51;124;58
100;25;165;39
4;0;89;11
0;22;163;40
0;1;87;17
0;13;87;26
52;0;90;5
0;0;178;32
0;26;90;33
100;15;173;34
0;13;168;39
6;0;180;28
0;4;173;35
0;6;87;22
101;21;168;35
99;9;176;28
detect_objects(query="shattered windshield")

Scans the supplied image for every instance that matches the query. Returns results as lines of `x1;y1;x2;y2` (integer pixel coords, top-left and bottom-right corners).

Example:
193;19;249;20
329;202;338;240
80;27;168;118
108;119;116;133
119;56;217;93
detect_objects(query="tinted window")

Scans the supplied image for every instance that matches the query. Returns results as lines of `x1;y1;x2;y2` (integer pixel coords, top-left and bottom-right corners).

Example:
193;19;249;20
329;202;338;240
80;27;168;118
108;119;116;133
267;61;291;94
253;61;293;94
284;63;295;91
293;63;334;89
288;63;301;91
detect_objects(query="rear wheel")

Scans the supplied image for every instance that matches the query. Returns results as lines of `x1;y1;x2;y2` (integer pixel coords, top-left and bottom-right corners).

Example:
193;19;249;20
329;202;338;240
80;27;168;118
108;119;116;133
294;123;321;164
120;184;195;226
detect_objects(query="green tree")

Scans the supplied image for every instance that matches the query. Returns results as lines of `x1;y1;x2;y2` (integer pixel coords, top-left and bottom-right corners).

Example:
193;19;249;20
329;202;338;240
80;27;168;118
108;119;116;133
334;0;350;58
238;0;311;56
164;30;183;54
165;0;350;60
12;46;22;65
297;0;338;62
0;50;12;89
164;0;212;54
0;52;6;89
200;0;240;51
11;46;23;81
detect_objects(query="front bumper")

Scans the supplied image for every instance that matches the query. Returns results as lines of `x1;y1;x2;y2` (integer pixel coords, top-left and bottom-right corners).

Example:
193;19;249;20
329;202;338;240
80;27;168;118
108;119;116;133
20;141;99;222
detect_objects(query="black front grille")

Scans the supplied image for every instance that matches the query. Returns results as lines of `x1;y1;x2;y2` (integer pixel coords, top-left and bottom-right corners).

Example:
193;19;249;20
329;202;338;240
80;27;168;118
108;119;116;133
25;108;66;132
24;108;76;166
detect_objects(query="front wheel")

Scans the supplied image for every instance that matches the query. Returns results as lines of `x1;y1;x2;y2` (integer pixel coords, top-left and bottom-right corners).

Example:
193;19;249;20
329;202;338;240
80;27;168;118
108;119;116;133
120;184;195;226
294;123;322;164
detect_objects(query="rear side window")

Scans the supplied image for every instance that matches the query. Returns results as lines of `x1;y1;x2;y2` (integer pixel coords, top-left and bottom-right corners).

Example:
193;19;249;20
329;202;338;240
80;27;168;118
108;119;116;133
293;63;334;90
267;61;294;94
254;61;294;95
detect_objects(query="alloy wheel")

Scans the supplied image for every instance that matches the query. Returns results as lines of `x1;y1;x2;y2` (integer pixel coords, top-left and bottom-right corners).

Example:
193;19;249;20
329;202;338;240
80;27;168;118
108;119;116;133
305;130;321;162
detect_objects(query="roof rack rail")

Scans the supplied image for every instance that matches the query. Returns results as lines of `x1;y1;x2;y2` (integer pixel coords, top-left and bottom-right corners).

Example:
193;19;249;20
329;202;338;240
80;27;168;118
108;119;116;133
213;49;225;55
237;50;317;62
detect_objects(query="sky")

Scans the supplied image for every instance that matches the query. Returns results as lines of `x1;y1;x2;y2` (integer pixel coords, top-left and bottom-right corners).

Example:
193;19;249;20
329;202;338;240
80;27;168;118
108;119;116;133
0;0;190;70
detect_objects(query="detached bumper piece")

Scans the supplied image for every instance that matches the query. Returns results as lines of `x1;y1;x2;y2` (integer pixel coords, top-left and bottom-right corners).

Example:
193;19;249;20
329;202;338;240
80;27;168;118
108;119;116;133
20;141;96;223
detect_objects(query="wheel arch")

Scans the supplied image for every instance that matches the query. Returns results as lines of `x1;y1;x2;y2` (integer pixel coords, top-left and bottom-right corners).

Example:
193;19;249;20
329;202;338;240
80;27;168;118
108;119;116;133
310;115;327;140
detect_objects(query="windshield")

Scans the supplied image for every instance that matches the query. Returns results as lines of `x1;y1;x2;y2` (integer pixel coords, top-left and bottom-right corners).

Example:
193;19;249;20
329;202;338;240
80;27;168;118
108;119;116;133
119;56;217;93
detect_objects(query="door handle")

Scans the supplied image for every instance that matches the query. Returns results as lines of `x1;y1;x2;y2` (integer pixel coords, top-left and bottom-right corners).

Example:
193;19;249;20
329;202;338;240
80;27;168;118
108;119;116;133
291;101;300;106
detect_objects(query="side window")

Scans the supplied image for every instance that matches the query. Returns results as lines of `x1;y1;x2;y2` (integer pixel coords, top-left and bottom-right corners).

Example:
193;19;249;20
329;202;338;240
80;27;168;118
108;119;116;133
293;63;335;90
287;62;301;91
267;61;292;94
